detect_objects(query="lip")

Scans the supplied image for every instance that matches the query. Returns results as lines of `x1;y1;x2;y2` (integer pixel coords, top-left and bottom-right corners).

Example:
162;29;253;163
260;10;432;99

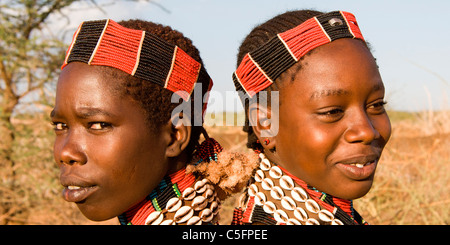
62;185;98;203
60;175;98;203
334;154;379;181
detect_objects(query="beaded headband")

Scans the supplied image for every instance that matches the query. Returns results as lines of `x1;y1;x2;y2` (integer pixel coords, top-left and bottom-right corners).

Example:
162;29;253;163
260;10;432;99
62;19;213;102
232;11;365;98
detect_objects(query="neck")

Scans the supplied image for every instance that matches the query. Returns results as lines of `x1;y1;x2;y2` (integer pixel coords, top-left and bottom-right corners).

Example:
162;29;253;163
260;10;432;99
261;151;354;217
254;152;366;225
167;150;190;175
276;164;354;217
118;167;195;225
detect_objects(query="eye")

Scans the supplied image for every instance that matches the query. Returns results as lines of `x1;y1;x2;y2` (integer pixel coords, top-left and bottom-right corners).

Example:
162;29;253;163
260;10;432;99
88;122;111;130
316;107;344;122
52;122;67;131
367;100;387;114
318;108;343;116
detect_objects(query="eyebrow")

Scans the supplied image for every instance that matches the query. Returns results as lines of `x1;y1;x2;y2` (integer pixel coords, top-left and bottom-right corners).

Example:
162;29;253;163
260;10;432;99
372;83;383;92
309;89;351;101
309;84;383;101
75;107;114;119
49;107;114;119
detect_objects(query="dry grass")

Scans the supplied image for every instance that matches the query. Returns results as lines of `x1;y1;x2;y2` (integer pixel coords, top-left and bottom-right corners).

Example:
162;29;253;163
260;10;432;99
0;110;448;225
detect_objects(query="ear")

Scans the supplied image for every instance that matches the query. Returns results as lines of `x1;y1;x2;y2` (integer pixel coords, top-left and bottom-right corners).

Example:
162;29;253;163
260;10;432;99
165;112;192;158
248;102;277;152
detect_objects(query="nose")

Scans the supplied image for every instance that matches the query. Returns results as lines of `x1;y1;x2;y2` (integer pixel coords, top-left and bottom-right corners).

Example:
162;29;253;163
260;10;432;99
344;110;380;145
55;131;87;166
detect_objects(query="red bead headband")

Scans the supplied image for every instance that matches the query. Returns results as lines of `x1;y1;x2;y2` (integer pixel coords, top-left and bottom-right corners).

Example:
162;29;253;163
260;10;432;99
233;11;365;98
62;19;213;102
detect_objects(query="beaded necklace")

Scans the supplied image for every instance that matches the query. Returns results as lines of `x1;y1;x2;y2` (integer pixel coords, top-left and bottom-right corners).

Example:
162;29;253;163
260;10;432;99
118;137;223;225
232;153;367;225
118;167;220;225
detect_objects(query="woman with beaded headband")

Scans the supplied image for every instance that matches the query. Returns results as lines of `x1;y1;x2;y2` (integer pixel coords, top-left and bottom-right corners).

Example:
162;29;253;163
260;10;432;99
231;10;391;225
51;19;258;225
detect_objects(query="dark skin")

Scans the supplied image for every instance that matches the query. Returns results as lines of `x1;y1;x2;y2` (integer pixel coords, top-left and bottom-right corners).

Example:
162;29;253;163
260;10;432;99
251;39;391;200
51;62;190;221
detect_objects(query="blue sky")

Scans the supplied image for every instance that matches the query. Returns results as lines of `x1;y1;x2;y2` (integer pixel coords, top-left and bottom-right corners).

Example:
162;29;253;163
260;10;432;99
52;0;450;112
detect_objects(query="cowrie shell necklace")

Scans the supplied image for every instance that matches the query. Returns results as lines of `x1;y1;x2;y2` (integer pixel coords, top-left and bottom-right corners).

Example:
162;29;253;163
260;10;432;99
243;153;344;225
118;169;220;225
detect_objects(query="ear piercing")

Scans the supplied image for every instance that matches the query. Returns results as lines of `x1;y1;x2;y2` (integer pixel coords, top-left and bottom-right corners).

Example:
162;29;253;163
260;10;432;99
257;138;271;145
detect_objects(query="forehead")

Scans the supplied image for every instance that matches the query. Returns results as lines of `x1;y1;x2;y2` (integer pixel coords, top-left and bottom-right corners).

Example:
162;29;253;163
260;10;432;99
280;39;383;101
53;62;135;116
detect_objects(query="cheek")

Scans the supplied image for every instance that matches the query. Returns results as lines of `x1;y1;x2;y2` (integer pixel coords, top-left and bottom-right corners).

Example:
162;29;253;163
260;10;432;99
86;130;167;217
377;114;392;143
277;111;348;191
280;114;339;156
94;130;165;188
53;138;61;164
296;127;338;174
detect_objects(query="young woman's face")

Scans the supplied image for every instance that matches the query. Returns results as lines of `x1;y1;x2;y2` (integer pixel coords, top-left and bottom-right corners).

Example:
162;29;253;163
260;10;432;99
52;62;170;221
275;39;391;200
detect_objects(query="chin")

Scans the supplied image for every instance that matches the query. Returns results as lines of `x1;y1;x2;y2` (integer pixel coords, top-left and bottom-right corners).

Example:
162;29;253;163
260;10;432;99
77;202;117;222
334;179;374;200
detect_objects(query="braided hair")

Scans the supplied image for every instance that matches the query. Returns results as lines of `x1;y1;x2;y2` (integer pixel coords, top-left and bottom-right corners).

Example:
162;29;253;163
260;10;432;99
100;19;210;157
236;10;323;152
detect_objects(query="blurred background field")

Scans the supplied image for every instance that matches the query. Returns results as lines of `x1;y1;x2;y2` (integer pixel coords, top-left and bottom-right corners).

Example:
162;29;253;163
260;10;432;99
0;110;448;225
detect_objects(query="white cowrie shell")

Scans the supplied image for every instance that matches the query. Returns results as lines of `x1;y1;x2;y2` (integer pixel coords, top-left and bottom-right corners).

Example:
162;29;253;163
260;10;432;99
293;207;308;221
248;184;258;197
194;179;208;193
213;195;220;204
332;219;344;225
260;158;271;171
182;187;196;201
145;211;163;225
210;201;219;215
279;175;294;190
187;216;202;225
328;17;344;27
203;188;214;202
259;153;266;159
318;209;335;222
274;209;289;223
305;199;320;214
262;201;277;214
305;218;320;225
204;183;214;195
166;197;182;212
291;187;308;202
192;195;208;211
261;178;274;191
174;206;194;223
280;196;296;210
200;208;213;222
270;186;284;200
254;170;265;182
254;192;266;206
286;218;301;225
160;219;175;225
269;166;283;179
